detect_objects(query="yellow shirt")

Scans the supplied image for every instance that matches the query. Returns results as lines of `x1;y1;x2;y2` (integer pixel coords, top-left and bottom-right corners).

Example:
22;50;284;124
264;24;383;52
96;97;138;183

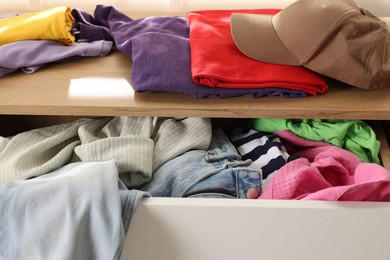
0;6;75;46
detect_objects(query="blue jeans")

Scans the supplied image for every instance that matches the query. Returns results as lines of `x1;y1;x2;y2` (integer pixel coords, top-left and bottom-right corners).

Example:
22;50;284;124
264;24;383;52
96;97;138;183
140;128;262;199
0;160;149;260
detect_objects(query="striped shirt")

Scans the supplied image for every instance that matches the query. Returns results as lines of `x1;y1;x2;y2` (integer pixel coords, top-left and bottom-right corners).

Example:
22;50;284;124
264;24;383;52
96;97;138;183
230;128;298;189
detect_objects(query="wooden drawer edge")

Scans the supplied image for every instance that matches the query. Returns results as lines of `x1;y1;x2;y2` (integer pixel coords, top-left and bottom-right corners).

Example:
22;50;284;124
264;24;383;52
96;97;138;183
371;121;390;170
122;198;390;260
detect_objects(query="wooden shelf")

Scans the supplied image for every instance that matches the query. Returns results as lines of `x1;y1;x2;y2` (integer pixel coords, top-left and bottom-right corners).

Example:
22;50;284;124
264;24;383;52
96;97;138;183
1;50;390;119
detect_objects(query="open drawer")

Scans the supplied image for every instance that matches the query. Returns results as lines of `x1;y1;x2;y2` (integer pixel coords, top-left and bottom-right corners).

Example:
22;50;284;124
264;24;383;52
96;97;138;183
122;198;390;260
1;116;388;260
121;121;390;260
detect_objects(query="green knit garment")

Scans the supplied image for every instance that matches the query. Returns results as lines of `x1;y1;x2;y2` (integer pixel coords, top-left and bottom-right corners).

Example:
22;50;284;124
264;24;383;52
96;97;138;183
252;118;381;164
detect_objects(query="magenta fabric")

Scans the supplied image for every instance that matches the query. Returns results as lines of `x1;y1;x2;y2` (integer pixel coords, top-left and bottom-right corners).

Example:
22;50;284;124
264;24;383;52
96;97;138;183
259;130;390;201
187;9;328;95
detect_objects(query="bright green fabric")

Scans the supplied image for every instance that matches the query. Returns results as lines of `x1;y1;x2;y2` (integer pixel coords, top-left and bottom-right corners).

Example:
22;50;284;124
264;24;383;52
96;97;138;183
252;118;380;164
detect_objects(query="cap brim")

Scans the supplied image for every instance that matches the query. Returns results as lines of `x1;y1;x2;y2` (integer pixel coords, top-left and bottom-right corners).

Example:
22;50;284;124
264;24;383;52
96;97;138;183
231;13;300;66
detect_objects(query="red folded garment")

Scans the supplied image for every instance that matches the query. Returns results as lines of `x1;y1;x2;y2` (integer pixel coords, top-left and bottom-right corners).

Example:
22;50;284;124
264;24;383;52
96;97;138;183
187;9;328;95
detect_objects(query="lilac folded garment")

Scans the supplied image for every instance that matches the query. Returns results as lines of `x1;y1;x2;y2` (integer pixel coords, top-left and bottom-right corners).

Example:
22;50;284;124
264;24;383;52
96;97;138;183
71;5;307;98
259;130;390;201
0;39;113;77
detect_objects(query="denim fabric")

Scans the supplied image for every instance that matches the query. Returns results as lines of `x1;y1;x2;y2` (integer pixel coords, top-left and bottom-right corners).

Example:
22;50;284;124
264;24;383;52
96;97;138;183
0;160;149;260
74;116;212;187
140;129;262;199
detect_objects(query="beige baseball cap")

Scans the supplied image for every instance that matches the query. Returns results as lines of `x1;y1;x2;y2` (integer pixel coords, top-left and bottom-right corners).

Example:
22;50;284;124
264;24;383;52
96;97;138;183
231;0;390;90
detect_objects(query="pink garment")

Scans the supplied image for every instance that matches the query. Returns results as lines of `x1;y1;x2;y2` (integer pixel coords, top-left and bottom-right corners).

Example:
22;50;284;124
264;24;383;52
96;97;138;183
259;130;390;201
